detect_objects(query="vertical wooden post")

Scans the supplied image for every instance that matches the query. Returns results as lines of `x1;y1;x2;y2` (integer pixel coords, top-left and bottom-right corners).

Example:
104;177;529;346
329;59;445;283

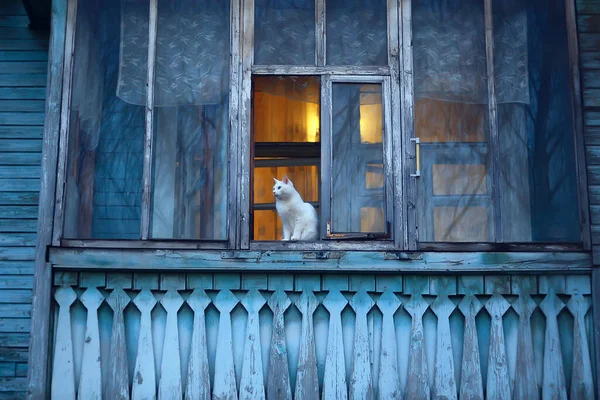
26;0;68;397
592;269;600;399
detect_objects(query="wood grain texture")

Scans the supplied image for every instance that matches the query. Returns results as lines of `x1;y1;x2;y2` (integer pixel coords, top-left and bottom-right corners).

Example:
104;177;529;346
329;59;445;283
185;289;211;400
267;289;292;400
349;290;374;400
431;294;457;400
239;289;267;400
511;294;539;400
294;290;320;400
50;287;77;400
77;288;104;400
213;290;239;400
159;289;184;399
458;295;484;400
567;294;594;400
539;291;567;400
131;290;157;400
404;294;430;399
322;289;348;400
485;294;511;400
376;289;401;400
106;288;130;399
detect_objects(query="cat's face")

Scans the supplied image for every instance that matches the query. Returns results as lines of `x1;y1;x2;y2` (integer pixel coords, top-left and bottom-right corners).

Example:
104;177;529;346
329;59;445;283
273;176;294;200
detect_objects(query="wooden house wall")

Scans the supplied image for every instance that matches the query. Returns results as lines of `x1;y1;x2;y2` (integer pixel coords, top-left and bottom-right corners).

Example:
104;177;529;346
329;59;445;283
0;0;48;396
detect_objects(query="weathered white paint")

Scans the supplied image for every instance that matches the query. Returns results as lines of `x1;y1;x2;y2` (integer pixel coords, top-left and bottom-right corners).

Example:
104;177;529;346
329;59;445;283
239;289;267;400
567;294;594;400
458;295;484;400
349;290;374;400
185;289;211;400
540;291;567;400
51;287;77;400
267;289;292;400
376;289;401;400
132;289;157;400
78;287;104;400
431;294;457;400
322;290;348;400
404;294;430;399
294;290;320;400
485;294;511;400
512;294;538;400
213;289;239;400
159;289;184;399
106;288;131;399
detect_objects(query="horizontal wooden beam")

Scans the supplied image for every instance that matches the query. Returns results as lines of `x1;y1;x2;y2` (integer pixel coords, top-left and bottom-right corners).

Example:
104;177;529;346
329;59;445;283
252;65;390;75
49;248;593;273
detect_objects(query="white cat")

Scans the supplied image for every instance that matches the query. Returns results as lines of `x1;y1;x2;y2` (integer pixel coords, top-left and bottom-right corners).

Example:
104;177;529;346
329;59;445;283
273;176;318;241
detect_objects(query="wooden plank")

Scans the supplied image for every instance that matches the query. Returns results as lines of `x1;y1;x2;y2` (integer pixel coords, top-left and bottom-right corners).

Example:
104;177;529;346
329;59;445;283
349;291;375;399
106;288;130;399
404;293;430;399
0;28;46;40
0;153;41;166
0;88;45;100
592;269;600;399
267;274;293;291
0;233;35;247
131;290;157;400
0;319;29;333
241;273;268;290
512;290;538;400
267;290;292;400
0;261;33;275
322;275;348;291
485;295;511;399
0;349;28;363
0;62;47;74
0;220;36;233
376;289;401;399
539;275;567;294
0;139;42;153
579;33;600;51
375;275;402;292
294;290;319;399
0;126;43;139
484;275;510;295
321;289;348;399
567;294;594;400
540;291;568;399
159;272;185;290
0;290;31;304
0;275;32;289
212;290;239;399
185;290;211;400
319;74;332;240
349;275;375;292
239;289;267;399
431;294;457;400
0;180;39;192
0;113;44;125
0;248;35;262
0;304;30;319
0;40;48;51
0;363;15;378
78;288;103;400
50;287;77;400
214;273;241;290
0;2;26;15
0;51;47;62
78;272;105;288
0;16;30;27
584;88;600;107
158;289;184;399
315;0;324;65
0;334;29;348
458;295;484;399
578;15;600;31
0;100;45;112
0;167;40;179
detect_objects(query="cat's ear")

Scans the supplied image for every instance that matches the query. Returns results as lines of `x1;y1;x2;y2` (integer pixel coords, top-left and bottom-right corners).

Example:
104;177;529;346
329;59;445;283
273;177;278;183
282;175;290;184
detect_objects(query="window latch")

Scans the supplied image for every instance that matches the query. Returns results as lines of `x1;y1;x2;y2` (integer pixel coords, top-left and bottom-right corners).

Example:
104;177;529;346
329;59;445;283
410;137;421;178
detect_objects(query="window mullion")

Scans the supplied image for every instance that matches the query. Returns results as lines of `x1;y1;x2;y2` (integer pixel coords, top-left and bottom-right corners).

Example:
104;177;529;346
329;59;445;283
140;0;159;240
320;74;332;239
316;0;325;66
483;0;503;242
51;0;78;245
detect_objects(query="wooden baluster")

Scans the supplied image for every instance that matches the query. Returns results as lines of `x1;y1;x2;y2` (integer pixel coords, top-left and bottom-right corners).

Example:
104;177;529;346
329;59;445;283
539;290;567;400
349;290;375;400
132;289;158;400
106;288;131;399
404;293;430;400
458;295;483;400
239;289;267;400
213;289;239;400
78;287;104;400
185;289;212;400
51;286;77;400
567;293;593;400
158;289;185;399
294;290;320;400
484;294;511;400
431;294;457;400
376;289;401;400
267;289;292;400
322;289;349;400
512;292;539;400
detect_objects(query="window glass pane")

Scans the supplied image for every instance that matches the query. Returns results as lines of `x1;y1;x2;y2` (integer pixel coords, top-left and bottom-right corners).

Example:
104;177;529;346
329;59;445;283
255;0;315;65
326;0;387;66
413;0;493;242
331;83;386;234
493;0;579;242
150;0;230;239
64;0;146;239
252;76;320;241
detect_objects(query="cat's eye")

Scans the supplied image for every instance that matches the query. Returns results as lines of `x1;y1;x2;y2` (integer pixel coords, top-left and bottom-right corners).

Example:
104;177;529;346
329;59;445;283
277;186;281;189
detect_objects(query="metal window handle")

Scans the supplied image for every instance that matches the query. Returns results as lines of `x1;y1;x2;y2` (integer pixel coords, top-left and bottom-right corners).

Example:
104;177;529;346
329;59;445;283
410;137;421;178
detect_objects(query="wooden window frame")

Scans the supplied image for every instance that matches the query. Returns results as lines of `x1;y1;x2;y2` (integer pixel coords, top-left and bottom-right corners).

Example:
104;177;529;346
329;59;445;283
50;0;590;253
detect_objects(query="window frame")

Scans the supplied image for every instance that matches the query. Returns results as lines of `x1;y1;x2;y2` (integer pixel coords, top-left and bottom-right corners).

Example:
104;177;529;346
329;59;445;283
52;0;590;253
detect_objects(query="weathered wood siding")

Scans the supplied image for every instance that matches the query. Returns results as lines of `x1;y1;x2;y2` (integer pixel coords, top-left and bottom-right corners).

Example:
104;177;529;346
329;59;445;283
580;0;600;262
50;271;595;399
0;0;48;397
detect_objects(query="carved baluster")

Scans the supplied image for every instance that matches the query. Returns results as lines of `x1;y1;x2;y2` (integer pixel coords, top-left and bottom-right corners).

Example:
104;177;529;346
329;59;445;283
78;287;104;400
106;288;131;399
567;293;593;400
322;289;348;400
512;293;538;400
158;289;185;399
376;289;401;400
458;295;483;400
267;289;292;400
51;286;77;400
294;290;320;400
404;294;430;400
185;289;211;400
431;294;457;400
349;290;375;400
131;290;157;400
213;289;239;400
485;294;511;400
239;289;267;400
539;290;567;400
